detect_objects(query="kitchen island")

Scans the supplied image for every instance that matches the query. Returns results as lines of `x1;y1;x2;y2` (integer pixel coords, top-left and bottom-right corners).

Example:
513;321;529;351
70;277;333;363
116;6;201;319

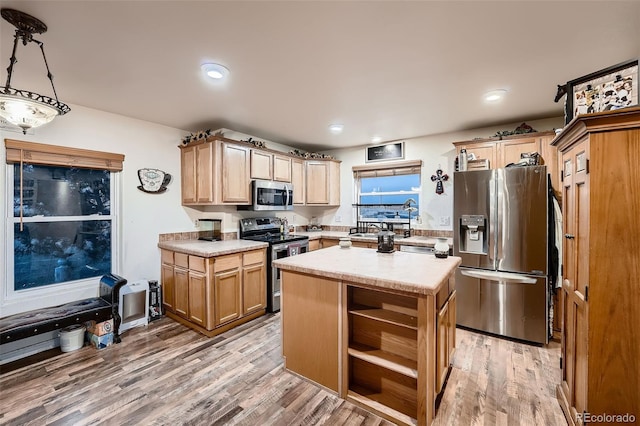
273;246;461;426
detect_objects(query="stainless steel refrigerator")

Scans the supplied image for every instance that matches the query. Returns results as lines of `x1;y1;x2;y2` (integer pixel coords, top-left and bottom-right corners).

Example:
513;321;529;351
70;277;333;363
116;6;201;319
453;166;548;344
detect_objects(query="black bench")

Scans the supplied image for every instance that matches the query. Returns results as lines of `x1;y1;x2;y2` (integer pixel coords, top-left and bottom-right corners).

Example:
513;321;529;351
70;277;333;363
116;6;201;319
0;273;128;346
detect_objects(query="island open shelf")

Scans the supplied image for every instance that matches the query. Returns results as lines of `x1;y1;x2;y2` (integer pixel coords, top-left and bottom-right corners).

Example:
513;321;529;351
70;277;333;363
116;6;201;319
274;246;460;426
347;285;420;423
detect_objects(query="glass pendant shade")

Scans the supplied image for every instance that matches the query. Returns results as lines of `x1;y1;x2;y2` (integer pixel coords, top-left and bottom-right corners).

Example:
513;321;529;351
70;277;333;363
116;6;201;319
0;92;62;132
1;8;70;133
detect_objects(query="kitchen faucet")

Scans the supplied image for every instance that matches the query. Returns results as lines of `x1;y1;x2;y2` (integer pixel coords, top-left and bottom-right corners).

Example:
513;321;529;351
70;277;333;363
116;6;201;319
367;223;386;232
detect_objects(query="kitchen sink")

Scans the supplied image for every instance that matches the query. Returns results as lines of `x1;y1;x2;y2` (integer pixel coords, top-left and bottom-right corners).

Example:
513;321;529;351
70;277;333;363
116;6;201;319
349;233;378;238
349;232;407;239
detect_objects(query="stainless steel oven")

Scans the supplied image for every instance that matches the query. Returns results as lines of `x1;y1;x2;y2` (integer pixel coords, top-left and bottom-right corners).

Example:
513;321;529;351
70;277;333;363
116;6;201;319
239;217;309;312
270;239;309;312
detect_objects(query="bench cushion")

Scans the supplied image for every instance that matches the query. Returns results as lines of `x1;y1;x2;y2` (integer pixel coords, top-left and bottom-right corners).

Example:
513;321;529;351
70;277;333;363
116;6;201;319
1;298;112;344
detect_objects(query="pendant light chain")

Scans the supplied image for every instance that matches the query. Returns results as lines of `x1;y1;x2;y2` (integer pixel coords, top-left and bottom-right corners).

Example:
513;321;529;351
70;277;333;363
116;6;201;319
35;39;61;102
3;29;19;88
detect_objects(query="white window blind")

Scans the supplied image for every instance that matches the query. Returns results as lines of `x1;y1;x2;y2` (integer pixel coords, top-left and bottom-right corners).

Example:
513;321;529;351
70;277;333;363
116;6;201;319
352;159;422;177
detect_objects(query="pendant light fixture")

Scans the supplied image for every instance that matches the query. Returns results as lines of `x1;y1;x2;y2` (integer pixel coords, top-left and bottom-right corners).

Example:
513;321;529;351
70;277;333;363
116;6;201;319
0;8;70;134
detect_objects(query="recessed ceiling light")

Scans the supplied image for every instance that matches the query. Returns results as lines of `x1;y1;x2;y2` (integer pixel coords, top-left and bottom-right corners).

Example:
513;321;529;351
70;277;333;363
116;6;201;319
484;89;507;102
201;63;229;80
371;136;382;144
329;124;344;134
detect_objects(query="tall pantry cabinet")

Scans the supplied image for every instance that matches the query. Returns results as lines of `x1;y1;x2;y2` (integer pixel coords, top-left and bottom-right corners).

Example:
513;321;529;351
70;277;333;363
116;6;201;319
552;107;639;425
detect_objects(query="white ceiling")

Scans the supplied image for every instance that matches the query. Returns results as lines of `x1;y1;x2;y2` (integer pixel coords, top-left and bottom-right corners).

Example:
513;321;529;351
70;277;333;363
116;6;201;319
1;1;639;151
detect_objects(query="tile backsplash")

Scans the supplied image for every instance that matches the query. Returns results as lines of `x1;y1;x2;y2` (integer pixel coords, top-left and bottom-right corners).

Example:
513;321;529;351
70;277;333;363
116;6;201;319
303;225;452;238
158;231;237;242
159;227;452;242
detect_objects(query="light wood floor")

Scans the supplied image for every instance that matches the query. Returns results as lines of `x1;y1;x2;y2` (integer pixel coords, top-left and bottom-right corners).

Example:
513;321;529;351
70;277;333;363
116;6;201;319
0;314;567;425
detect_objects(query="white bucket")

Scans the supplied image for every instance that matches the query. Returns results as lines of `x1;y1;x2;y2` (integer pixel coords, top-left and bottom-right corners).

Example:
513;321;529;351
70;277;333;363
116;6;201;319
60;324;85;352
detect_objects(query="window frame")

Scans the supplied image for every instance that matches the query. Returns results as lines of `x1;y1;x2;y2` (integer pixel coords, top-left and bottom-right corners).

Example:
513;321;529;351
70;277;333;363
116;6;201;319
352;160;423;224
4;165;122;303
3;139;124;313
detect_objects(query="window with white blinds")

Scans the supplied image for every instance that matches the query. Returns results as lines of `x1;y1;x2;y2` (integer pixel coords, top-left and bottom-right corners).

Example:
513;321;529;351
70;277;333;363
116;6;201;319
5;139;123;294
352;160;422;222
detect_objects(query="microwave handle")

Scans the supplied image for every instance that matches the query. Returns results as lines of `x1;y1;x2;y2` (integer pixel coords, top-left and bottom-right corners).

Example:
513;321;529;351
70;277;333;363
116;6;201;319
285;184;291;206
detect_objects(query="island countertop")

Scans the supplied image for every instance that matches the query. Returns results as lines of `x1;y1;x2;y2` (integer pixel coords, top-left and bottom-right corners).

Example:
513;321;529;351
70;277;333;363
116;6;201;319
273;245;461;296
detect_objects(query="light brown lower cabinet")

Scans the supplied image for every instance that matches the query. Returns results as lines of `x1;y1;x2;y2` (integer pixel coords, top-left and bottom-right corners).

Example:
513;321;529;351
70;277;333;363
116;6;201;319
173;266;189;318
281;270;456;426
350;241;375;249
319;238;339;249
243;263;266;314
213;267;241;326
160;262;175;312
308;239;320;251
321;238;401;251
188;271;207;327
436;291;456;394
160;248;267;337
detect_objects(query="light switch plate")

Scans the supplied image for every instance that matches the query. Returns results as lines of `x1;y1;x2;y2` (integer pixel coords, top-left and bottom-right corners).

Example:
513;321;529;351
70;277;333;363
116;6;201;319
439;216;451;226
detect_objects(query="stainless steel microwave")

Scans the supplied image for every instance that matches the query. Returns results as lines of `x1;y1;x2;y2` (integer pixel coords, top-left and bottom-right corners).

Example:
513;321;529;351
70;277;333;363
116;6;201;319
249;179;294;211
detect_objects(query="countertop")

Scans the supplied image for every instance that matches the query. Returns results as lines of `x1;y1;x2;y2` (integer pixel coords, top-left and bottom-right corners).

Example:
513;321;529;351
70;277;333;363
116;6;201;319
158;239;268;257
157;231;452;258
293;230;453;247
273;245;461;296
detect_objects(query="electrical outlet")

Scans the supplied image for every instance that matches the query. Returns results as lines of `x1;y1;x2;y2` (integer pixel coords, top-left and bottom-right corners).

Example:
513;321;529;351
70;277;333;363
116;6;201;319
439;216;451;226
195;219;199;227
335;215;342;222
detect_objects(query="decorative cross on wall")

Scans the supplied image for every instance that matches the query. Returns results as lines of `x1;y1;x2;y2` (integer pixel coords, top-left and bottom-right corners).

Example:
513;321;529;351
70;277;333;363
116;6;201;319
430;169;449;195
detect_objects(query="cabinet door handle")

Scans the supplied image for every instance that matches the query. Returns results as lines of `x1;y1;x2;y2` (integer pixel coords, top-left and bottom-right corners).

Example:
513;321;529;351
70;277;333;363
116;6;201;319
564;233;575;239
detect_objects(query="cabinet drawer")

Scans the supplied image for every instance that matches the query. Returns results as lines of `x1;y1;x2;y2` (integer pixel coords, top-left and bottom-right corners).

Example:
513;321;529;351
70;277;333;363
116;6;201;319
214;253;241;272
189;255;206;273
175;252;189;268
161;249;174;264
243;250;264;266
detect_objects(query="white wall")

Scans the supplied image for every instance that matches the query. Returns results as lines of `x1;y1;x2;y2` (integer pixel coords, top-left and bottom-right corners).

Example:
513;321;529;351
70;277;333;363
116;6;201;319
1;105;191;316
316;116;564;231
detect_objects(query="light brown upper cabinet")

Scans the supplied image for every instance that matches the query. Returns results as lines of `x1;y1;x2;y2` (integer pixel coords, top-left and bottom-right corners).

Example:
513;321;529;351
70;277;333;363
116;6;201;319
305;160;341;206
180;137;251;206
292;157;340;206
181;136;339;206
180;144;198;204
250;151;292;182
273;154;292;182
291;158;306;205
250;150;273;180
453;131;560;196
221;142;251;204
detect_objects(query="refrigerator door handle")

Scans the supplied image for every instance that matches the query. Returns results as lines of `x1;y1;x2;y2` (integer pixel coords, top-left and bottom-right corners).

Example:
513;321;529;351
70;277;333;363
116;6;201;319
489;171;497;268
460;269;537;284
495;168;504;269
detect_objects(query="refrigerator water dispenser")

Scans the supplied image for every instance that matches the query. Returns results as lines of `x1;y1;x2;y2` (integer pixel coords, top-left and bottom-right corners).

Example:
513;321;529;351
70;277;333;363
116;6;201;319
459;215;486;254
